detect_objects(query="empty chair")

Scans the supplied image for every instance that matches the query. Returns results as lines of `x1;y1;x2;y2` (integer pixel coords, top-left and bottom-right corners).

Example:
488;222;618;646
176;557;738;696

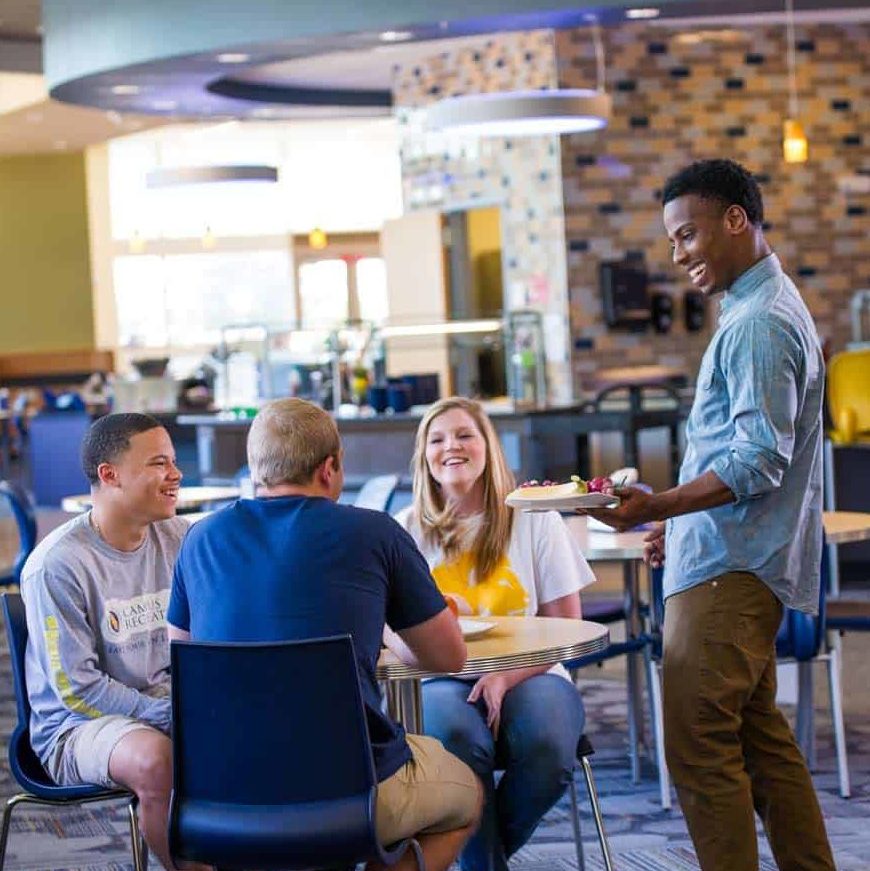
646;551;850;804
0;482;37;587
827;347;870;444
354;474;400;512
774;547;850;798
169;635;425;870
0;593;147;871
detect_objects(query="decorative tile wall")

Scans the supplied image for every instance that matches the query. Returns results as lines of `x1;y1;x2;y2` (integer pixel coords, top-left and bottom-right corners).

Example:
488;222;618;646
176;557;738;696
556;21;869;389
392;31;576;403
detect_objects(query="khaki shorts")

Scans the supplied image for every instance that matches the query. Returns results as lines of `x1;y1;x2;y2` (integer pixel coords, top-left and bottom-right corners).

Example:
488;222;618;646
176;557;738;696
45;715;160;789
376;733;480;846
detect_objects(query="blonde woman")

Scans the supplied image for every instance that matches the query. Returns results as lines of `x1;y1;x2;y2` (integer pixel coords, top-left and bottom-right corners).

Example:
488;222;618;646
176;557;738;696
394;397;596;871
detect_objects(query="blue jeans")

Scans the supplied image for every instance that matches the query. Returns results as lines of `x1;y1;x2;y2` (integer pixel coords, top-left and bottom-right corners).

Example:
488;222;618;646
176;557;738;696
422;673;584;871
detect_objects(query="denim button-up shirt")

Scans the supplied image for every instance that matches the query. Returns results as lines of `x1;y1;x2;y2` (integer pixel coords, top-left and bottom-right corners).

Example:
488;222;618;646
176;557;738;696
663;254;825;614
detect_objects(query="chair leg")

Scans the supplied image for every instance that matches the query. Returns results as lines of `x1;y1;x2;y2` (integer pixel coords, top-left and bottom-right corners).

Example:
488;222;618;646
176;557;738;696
568;772;585;871
408;838;426;871
825;648;851;799
125;795;148;871
644;648;671;810
0;794;36;871
625;655;641;783
0;797;17;871
580;757;614;871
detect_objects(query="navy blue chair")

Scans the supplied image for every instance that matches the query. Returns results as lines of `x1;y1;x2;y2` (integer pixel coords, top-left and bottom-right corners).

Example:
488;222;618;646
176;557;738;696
647;548;850;802
0;482;37;587
565;600;667;808
774;544;850;797
0;593;147;871
169;635;426;871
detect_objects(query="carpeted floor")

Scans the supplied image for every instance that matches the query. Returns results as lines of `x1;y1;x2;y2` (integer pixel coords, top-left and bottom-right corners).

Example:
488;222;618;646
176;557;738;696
0;662;868;871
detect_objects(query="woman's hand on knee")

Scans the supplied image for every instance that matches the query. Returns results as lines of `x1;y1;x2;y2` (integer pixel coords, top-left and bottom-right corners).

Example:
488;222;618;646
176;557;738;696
467;674;512;738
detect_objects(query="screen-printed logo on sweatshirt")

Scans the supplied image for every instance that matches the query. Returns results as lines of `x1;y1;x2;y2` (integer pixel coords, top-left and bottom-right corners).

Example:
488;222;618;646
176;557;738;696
103;590;169;641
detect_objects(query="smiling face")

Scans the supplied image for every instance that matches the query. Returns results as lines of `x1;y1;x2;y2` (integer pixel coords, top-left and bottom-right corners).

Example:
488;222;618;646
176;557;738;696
100;426;182;521
424;407;488;502
663;193;749;297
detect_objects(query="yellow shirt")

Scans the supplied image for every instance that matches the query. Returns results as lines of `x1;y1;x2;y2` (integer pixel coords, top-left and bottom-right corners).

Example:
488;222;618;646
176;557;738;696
432;550;529;617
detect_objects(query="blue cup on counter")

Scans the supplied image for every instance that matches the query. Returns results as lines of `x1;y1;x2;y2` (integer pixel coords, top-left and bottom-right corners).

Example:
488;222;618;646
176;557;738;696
367;384;389;413
386;383;412;414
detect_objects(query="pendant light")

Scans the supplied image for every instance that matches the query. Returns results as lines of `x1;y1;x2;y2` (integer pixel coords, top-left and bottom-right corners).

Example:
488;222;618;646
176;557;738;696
782;0;808;163
426;24;610;137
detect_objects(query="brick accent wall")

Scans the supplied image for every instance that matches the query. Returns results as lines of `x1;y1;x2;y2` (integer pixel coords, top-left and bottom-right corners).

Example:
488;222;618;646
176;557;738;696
556;21;869;389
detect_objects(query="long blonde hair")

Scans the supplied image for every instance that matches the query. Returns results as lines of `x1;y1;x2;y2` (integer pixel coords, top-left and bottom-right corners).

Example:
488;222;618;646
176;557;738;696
411;397;515;581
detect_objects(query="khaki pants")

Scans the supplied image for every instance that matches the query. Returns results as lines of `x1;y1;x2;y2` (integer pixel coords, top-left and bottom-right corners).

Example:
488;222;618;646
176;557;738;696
663;572;835;871
376;734;480;847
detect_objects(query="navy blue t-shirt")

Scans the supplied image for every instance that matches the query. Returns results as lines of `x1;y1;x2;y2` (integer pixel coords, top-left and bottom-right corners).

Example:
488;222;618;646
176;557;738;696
167;496;447;782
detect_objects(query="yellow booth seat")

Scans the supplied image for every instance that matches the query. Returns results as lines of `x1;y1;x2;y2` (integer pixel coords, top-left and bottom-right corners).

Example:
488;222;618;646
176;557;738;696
827;348;870;444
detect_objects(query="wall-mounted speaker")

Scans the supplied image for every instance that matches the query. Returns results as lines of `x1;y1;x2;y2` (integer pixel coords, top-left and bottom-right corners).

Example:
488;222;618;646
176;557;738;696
650;293;673;334
684;291;706;332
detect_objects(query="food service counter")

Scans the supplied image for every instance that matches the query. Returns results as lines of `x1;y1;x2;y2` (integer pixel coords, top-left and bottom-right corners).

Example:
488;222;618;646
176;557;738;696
181;395;689;486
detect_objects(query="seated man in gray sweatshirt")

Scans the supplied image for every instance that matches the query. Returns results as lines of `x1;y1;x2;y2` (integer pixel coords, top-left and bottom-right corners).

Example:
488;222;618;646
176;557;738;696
21;413;207;871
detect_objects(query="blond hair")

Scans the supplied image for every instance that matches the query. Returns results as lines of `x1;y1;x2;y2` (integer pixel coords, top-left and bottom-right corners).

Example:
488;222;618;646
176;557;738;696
248;398;341;487
411;397;515;581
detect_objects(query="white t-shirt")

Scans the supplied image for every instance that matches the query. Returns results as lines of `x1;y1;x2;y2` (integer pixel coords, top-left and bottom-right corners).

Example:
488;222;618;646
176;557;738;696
394;508;596;679
394;507;596;616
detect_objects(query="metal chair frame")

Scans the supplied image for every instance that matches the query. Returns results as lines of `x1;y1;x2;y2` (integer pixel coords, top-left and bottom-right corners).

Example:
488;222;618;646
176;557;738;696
566;734;616;871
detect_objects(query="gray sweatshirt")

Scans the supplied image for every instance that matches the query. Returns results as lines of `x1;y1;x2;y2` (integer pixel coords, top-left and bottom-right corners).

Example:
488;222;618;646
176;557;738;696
20;512;188;766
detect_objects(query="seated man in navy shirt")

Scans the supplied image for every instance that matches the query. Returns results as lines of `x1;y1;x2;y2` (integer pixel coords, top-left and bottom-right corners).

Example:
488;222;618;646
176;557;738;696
167;398;481;871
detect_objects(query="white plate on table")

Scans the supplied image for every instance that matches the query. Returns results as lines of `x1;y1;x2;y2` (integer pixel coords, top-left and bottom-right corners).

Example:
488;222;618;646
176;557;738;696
458;618;497;640
505;491;620;512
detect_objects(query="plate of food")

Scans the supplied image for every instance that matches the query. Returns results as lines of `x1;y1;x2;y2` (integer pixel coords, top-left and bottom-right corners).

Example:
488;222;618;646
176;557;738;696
505;475;620;512
458;618;497;640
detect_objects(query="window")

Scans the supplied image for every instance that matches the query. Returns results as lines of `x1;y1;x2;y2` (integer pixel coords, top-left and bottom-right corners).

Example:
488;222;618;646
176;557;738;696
356;258;389;324
114;249;294;348
298;259;349;329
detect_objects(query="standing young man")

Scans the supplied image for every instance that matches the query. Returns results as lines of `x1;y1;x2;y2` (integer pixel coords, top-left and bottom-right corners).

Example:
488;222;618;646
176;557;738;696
21;413;207;871
588;159;834;870
167;398;482;871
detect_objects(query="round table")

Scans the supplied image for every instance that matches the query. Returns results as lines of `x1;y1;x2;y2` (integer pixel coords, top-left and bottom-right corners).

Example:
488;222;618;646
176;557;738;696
61;485;240;514
377;616;609;732
822;510;870;545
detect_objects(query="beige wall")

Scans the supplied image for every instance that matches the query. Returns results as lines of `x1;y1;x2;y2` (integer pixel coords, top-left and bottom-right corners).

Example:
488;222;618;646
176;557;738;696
0;152;95;353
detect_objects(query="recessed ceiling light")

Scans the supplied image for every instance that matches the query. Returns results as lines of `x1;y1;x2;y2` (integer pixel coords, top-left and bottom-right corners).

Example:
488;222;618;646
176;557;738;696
111;84;140;95
152;99;178;111
626;7;660;19
216;52;250;64
379;30;413;42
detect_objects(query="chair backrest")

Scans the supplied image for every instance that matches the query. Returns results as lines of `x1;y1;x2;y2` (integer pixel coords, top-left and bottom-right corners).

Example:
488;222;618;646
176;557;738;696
0;481;38;585
775;540;829;662
1;592;62;791
169;635;380;870
827;348;870;443
354;474;399;512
